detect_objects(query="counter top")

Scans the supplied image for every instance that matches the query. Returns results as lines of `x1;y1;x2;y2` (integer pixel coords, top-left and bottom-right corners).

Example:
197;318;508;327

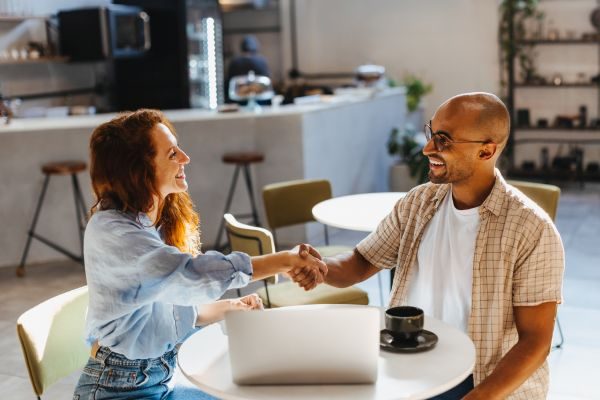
0;88;405;134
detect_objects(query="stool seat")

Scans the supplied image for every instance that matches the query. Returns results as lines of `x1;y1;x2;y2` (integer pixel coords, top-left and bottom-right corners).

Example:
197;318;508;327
222;152;264;164
42;161;87;175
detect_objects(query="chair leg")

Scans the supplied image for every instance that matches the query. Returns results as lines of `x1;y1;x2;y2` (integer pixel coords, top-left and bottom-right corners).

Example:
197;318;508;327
323;225;330;246
377;273;384;307
241;164;260;227
17;174;51;277
262;280;272;308
553;315;565;349
214;165;241;251
71;174;85;263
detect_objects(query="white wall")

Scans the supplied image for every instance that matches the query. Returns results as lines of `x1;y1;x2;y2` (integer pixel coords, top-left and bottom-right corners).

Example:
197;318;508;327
279;0;501;120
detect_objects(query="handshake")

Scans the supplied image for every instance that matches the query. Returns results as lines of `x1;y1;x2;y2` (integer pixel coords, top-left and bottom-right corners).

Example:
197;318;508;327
287;243;328;291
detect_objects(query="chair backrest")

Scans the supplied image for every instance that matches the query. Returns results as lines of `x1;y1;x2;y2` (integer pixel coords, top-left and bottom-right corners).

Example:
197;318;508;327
507;180;561;221
262;179;332;230
16;286;89;397
224;213;277;284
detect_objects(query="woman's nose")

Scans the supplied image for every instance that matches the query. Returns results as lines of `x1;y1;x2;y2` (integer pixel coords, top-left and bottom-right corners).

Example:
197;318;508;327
180;151;190;164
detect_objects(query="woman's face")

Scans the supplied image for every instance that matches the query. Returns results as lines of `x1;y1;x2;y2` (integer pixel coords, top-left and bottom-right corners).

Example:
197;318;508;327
151;123;190;199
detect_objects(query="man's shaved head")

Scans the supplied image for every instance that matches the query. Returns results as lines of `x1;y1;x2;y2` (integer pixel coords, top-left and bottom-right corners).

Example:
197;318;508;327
435;92;510;153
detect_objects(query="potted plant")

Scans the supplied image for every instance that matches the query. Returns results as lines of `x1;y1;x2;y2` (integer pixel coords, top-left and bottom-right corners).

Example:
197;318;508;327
403;75;433;128
387;124;429;191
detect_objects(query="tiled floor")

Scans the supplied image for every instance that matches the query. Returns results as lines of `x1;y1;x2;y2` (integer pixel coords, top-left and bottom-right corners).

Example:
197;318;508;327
1;183;599;399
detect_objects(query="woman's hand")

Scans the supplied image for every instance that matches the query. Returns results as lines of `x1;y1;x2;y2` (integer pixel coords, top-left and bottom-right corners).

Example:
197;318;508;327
287;243;328;291
195;294;263;326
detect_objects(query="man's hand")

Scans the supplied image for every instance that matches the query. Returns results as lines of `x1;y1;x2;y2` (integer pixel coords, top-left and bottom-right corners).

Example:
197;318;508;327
195;294;263;326
288;243;328;290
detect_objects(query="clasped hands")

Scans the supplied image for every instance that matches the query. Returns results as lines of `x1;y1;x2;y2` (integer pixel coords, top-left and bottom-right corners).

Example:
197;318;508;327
287;243;328;291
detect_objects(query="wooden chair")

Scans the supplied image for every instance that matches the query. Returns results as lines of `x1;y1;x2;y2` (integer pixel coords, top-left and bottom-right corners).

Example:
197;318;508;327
224;213;369;308
16;286;89;399
507;180;564;348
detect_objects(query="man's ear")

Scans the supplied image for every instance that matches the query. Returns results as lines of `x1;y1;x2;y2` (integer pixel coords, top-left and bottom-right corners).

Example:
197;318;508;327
478;143;497;160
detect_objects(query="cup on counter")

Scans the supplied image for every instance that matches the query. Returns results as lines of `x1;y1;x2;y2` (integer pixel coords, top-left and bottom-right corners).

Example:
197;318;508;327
384;306;424;341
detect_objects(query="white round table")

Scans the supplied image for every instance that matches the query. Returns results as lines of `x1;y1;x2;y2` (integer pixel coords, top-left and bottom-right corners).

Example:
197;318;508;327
312;192;406;232
178;310;475;400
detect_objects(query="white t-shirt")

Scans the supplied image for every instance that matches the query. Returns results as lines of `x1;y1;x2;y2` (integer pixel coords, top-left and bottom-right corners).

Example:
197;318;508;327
406;190;480;333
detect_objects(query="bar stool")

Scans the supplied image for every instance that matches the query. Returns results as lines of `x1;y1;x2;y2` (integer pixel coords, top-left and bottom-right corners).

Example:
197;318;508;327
16;160;88;277
214;151;264;250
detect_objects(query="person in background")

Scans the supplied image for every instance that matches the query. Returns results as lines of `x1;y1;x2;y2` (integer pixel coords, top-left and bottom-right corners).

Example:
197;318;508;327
295;93;564;399
73;109;326;399
226;35;270;103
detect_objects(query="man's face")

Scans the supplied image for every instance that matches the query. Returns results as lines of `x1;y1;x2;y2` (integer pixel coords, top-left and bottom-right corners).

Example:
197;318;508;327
422;106;483;185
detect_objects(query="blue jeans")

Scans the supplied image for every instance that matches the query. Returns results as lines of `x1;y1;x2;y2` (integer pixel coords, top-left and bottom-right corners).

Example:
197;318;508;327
73;346;218;400
428;375;474;400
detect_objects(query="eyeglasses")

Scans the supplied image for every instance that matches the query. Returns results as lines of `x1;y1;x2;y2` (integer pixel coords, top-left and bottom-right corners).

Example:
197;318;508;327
424;121;490;152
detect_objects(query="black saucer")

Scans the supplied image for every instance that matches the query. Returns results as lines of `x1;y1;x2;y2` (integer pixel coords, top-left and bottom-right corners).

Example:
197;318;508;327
380;329;438;353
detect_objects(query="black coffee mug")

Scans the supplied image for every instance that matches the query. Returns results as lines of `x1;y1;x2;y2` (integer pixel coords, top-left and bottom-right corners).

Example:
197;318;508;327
385;306;424;341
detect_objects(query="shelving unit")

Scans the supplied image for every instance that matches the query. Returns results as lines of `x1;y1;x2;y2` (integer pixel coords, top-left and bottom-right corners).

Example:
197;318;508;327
0;56;68;65
0;14;58;65
506;0;600;185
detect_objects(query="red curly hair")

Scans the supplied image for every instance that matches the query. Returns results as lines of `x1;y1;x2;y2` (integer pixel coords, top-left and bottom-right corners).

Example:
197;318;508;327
89;109;200;255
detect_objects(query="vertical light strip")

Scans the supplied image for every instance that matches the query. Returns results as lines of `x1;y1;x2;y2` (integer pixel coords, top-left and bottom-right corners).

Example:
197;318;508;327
206;17;217;110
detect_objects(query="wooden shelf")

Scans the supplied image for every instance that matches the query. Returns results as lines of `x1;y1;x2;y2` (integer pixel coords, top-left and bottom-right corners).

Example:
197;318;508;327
0;56;69;65
515;127;600;132
508;168;600;183
0;15;47;22
515;83;598;88
517;39;599;45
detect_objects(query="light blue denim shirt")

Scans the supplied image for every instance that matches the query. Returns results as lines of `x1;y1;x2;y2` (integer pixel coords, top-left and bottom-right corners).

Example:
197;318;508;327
84;209;252;359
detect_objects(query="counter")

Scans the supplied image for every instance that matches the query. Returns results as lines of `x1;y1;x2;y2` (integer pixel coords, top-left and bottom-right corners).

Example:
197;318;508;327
0;88;405;268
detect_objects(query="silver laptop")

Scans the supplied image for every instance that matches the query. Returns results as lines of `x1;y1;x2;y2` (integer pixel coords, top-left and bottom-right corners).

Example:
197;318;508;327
225;304;379;385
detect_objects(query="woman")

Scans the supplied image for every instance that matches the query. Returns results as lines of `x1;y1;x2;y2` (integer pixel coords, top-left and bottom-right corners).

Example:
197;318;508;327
74;109;326;399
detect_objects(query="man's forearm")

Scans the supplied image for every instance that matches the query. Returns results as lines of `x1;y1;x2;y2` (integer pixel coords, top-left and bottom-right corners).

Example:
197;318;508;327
464;336;550;399
324;249;379;288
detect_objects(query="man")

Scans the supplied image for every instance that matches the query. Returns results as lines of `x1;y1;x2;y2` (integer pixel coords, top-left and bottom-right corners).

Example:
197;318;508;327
225;35;271;103
299;93;564;399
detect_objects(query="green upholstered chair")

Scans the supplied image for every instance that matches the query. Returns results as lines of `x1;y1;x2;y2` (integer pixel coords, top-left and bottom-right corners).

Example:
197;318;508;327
507;180;564;348
224;213;369;308
262;179;351;257
17;286;89;399
262;179;385;304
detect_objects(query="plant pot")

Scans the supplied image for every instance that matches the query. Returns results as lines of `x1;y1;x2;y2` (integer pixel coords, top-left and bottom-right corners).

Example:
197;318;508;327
389;164;418;192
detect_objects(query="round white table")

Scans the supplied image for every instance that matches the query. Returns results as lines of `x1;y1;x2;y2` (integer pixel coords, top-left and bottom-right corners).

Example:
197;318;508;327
312;192;406;232
178;310;475;400
312;192;407;300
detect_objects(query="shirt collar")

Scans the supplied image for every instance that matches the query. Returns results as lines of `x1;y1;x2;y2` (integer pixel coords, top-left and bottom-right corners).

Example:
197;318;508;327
428;169;506;217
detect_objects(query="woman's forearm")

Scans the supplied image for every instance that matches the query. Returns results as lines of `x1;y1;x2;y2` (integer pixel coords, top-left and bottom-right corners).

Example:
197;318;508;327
250;251;290;281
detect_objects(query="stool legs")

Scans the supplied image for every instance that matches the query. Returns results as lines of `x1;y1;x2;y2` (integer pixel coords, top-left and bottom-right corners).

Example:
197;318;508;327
17;173;86;277
16;175;51;277
214;165;242;251
241;164;260;226
214;164;262;251
71;174;87;255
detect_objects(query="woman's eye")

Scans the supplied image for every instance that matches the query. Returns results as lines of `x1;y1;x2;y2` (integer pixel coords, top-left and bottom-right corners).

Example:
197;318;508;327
169;151;177;159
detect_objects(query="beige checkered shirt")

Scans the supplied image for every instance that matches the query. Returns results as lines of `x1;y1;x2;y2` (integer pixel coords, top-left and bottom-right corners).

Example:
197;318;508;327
357;171;564;399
